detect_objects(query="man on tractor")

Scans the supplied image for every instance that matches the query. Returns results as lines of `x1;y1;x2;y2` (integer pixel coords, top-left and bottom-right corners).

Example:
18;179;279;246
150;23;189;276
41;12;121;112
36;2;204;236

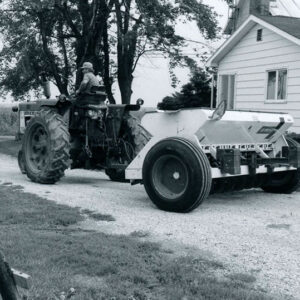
76;62;100;96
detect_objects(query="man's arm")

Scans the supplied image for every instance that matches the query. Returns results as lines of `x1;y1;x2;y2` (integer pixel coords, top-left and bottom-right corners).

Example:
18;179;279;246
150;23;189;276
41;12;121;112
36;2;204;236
77;74;90;94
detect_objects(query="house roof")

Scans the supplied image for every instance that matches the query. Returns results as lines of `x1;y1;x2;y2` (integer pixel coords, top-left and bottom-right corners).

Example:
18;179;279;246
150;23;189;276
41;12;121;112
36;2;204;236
269;0;300;18
208;15;300;67
258;15;300;39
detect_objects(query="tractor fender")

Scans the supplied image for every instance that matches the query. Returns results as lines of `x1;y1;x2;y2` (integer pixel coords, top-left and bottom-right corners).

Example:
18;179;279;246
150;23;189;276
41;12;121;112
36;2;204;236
40;98;73;122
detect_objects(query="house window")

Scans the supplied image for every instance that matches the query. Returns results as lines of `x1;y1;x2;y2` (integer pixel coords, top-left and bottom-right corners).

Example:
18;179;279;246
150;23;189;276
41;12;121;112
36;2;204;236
257;29;263;41
266;69;287;101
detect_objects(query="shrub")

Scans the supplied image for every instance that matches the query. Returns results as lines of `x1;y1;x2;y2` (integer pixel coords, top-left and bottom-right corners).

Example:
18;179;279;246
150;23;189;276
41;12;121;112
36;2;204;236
0;106;18;136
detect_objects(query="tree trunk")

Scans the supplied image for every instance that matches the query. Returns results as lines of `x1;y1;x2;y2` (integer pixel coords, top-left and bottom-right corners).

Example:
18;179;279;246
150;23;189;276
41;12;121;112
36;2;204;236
103;22;116;104
118;74;133;105
0;252;18;300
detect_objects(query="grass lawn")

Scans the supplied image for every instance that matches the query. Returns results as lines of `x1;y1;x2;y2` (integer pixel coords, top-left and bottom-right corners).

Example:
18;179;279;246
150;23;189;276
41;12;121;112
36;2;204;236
0;183;273;300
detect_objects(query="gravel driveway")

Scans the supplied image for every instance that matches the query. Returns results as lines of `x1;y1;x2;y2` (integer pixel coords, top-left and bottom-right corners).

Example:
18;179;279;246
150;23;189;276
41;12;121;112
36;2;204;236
0;153;299;299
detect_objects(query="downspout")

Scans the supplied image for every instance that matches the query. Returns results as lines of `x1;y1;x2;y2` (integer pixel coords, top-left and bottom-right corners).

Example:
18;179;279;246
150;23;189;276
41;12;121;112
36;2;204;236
210;75;215;109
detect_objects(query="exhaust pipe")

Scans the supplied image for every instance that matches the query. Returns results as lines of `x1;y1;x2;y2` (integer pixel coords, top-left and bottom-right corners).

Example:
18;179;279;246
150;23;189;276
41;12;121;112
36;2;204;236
40;72;51;99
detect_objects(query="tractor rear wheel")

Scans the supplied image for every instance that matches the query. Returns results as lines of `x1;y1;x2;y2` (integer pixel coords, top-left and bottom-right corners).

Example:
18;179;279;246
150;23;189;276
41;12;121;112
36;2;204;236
261;137;300;194
22;109;70;184
105;112;150;182
105;169;128;183
143;137;212;213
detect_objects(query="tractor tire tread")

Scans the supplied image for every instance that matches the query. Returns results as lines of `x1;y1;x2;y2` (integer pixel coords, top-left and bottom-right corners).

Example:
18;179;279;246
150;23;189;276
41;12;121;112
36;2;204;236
23;109;70;184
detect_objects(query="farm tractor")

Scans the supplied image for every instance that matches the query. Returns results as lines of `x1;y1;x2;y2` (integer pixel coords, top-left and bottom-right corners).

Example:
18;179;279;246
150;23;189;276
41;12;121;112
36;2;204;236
13;88;300;212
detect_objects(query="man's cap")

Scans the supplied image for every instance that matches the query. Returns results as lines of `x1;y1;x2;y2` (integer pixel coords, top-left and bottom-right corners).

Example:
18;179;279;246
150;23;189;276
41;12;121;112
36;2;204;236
80;62;94;70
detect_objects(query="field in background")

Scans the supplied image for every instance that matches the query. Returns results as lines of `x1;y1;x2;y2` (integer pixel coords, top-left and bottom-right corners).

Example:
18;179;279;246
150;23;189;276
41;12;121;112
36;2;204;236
0;105;17;136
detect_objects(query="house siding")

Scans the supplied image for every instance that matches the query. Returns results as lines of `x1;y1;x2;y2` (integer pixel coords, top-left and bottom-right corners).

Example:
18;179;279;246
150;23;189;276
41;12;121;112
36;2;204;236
217;24;300;133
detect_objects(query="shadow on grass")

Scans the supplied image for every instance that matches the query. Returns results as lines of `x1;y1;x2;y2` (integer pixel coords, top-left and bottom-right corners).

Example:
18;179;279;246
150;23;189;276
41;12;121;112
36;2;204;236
0;184;274;300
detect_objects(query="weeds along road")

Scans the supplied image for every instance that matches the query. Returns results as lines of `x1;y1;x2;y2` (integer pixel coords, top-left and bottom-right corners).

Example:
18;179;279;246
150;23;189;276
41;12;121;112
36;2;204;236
0;152;299;299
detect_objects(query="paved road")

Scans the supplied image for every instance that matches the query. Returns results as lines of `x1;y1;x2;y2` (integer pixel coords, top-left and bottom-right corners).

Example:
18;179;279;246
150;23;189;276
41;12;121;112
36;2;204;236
0;153;299;299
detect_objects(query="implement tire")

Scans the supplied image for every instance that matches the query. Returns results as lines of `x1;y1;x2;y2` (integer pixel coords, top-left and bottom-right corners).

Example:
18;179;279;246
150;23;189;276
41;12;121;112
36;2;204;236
261;170;300;194
143;137;211;213
261;137;300;194
22;109;70;184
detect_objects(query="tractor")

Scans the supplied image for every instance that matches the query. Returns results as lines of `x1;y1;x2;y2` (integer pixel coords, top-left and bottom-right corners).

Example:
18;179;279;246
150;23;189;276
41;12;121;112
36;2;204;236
13;89;300;213
15;86;150;184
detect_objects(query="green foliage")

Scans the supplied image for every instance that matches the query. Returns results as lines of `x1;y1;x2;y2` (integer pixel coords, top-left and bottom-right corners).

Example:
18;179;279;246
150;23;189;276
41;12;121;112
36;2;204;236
158;68;213;109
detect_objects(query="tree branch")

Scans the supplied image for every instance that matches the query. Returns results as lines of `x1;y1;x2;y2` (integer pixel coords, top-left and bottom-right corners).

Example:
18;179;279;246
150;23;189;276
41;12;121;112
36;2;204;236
54;1;82;38
38;12;65;94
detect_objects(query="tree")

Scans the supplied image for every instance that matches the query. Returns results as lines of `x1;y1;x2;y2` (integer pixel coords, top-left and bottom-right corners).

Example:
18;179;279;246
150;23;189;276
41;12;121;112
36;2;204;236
157;68;214;110
0;0;225;103
112;0;220;104
0;0;115;101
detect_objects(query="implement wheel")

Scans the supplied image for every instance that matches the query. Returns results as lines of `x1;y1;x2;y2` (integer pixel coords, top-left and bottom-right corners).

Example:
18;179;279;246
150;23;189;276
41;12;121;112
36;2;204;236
261;137;300;194
143;138;211;213
23;109;70;184
261;170;300;194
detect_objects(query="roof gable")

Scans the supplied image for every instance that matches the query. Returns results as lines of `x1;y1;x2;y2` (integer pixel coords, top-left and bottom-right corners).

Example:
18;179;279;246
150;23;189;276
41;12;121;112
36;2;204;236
208;15;300;67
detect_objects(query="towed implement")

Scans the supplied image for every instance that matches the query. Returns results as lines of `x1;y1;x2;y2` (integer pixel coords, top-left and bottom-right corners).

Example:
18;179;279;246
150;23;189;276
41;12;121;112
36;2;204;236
14;94;300;212
126;102;300;212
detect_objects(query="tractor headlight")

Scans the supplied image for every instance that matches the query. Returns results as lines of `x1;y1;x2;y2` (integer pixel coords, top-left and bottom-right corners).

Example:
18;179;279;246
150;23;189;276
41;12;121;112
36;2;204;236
87;110;99;119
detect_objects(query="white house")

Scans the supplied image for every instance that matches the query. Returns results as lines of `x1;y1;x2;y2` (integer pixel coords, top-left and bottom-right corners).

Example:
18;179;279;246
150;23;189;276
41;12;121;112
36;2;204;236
208;2;300;133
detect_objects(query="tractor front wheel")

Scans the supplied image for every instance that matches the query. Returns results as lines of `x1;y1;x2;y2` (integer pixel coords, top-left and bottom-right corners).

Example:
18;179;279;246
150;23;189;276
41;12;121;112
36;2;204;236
143;138;211;213
18;150;26;174
22;109;70;184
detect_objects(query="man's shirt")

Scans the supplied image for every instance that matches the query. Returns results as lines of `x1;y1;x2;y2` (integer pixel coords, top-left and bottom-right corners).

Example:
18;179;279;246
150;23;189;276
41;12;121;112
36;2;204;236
78;72;100;93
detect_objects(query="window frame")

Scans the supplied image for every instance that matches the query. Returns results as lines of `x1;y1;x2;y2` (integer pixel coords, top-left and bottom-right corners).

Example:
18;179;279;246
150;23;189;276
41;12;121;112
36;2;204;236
265;68;288;104
217;72;237;109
